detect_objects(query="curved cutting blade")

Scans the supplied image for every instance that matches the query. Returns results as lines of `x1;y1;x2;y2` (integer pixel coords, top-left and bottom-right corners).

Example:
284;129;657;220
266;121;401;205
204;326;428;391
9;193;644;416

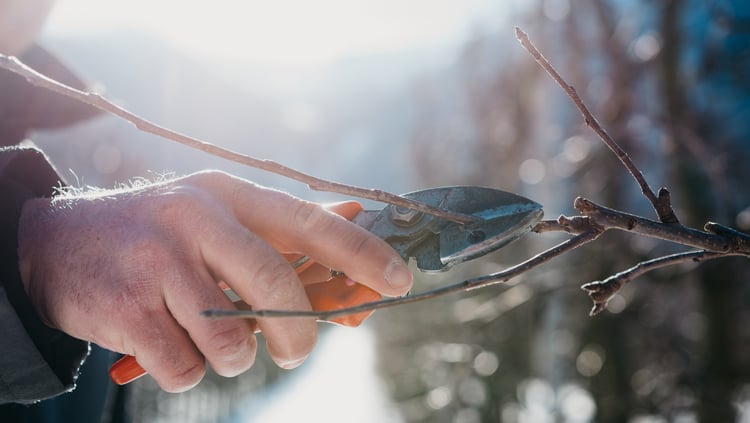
358;186;543;272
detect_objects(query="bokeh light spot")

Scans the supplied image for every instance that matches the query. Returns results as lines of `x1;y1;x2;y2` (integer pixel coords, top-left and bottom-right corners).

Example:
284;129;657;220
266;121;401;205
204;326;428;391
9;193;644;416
519;378;555;411
576;344;605;377
558;384;596;423
736;207;750;230
473;351;499;377
440;343;472;363
519;159;546;185
606;294;627;314
92;143;122;174
632;32;662;62
426;386;452;410
562;136;591;163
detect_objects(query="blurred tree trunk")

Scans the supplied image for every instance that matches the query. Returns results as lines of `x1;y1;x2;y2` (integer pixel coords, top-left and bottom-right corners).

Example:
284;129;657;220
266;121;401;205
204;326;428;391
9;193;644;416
660;1;744;421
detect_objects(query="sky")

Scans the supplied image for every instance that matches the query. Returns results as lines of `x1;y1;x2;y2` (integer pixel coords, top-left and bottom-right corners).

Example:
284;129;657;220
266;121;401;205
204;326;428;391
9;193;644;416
43;0;509;66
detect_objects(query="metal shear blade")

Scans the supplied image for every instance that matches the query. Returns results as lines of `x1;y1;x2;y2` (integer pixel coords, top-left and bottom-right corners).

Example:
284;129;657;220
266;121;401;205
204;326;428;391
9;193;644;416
354;186;543;273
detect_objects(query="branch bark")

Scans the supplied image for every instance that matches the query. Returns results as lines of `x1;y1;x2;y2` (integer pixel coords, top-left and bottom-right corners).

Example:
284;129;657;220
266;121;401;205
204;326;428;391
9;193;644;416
574;197;750;254
0;54;477;225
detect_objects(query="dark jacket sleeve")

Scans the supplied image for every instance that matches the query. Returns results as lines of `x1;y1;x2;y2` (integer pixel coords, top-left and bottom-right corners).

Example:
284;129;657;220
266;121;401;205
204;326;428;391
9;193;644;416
0;148;90;404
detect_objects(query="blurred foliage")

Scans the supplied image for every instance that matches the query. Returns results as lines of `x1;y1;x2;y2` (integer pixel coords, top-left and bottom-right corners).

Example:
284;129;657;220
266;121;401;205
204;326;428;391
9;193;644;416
374;0;750;422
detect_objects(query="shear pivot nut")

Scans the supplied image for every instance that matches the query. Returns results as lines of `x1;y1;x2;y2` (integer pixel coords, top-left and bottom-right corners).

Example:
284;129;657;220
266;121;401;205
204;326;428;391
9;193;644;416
391;206;423;227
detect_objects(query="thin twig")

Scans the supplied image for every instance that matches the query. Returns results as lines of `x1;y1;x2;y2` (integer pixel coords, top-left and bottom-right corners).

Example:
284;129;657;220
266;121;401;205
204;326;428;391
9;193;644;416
202;228;604;320
0;54;477;225
581;250;745;315
533;216;592;234
514;27;679;225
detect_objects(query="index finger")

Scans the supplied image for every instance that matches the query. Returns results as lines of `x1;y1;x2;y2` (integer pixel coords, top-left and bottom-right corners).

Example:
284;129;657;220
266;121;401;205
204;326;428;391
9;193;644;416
208;173;413;297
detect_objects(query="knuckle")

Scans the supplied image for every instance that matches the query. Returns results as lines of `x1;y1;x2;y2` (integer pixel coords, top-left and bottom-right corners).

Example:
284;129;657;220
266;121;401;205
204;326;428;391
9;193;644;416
252;259;296;292
188;170;231;188
291;201;331;234
347;233;376;258
161;360;206;393
207;326;257;376
154;186;211;229
208;325;253;358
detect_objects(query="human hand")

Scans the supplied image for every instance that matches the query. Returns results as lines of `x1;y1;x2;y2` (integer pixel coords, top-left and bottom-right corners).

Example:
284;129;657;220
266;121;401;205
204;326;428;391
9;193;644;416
17;171;413;392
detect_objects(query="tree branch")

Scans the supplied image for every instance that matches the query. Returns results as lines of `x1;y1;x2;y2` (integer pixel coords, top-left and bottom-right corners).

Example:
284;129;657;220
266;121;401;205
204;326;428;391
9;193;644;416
581;250;746;316
514;27;680;225
574;197;750;254
202;228;604;320
0;54;477;225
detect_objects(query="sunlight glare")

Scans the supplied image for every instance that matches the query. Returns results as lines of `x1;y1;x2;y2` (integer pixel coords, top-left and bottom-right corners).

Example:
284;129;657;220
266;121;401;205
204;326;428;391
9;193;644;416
45;0;504;66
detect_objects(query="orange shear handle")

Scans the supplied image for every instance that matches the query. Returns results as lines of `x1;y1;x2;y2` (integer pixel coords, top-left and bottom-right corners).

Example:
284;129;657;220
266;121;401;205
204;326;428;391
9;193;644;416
109;201;381;385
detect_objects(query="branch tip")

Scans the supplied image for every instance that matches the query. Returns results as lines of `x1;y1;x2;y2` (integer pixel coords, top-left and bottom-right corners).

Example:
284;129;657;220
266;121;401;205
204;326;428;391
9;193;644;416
581;279;622;302
589;303;608;317
581;278;624;316
514;26;526;40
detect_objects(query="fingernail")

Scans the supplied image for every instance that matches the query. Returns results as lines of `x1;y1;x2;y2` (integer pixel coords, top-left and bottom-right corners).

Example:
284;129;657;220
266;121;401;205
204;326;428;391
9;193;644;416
385;259;412;289
280;355;307;370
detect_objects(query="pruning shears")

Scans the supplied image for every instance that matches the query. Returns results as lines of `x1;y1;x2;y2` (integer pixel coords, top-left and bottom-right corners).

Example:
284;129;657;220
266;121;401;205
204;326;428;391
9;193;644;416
109;186;543;385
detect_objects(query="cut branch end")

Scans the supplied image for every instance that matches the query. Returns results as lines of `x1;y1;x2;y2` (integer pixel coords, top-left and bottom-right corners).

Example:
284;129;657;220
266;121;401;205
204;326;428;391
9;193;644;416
581;278;623;316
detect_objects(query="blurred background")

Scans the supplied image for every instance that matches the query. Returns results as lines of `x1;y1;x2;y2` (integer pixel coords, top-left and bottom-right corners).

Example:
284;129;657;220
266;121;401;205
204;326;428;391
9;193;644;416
27;0;750;421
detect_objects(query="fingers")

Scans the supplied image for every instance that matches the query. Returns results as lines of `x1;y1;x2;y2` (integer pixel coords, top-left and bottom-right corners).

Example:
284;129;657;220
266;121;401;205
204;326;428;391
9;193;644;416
196;211;316;369
213;175;413;297
162;265;258;378
124;307;206;393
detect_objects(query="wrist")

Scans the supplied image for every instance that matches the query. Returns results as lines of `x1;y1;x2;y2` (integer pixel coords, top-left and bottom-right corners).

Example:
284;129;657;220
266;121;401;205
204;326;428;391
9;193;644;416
17;197;53;325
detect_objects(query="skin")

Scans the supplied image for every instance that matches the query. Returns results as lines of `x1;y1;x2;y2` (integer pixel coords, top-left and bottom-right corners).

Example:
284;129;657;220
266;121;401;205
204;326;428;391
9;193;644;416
17;172;413;392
